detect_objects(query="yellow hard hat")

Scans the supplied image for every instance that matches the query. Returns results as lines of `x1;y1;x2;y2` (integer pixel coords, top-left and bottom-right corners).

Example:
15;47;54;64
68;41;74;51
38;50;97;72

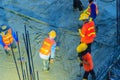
49;30;56;38
79;13;89;20
76;43;88;53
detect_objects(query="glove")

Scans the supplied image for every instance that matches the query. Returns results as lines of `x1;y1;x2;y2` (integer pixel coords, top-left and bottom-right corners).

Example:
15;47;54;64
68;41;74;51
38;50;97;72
78;29;81;34
50;58;54;64
56;46;59;50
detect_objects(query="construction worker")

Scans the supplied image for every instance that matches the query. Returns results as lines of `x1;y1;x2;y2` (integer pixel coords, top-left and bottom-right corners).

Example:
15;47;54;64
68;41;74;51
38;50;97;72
78;13;96;54
39;30;57;71
76;43;96;80
73;0;84;11
0;24;18;55
83;0;98;20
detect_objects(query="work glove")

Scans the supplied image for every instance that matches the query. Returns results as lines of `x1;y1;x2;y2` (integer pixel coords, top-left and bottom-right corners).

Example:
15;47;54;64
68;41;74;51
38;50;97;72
78;29;81;34
56;46;59;50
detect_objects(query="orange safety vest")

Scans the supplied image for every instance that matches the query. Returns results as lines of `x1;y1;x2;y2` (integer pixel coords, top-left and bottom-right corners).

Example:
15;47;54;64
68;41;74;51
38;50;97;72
82;52;93;72
80;21;96;44
39;38;55;55
86;2;98;16
2;29;14;45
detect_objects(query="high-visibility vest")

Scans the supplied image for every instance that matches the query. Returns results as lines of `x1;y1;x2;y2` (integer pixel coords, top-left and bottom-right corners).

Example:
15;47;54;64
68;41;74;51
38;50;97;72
82;52;93;72
39;38;55;55
80;21;96;44
84;2;98;16
2;29;14;45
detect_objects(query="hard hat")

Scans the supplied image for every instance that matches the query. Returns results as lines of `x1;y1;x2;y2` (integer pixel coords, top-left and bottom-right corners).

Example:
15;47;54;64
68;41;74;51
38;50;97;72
0;24;10;32
48;30;56;38
79;13;89;20
76;43;88;53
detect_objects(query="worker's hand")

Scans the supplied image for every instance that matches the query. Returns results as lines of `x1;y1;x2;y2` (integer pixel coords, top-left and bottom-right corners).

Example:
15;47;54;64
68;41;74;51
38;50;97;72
78;29;81;33
4;46;10;50
50;58;54;64
56;46;59;50
77;57;82;63
78;29;82;37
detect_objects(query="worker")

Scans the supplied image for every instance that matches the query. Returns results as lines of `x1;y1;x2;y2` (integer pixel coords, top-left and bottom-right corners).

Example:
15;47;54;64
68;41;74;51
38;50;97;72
78;13;96;53
39;30;57;71
76;43;96;80
0;24;18;55
73;0;84;11
84;0;98;20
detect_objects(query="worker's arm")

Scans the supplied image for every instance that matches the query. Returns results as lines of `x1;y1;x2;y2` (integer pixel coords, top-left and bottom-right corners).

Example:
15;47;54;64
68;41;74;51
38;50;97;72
79;23;87;37
12;29;18;42
0;35;5;47
50;43;56;63
50;43;56;59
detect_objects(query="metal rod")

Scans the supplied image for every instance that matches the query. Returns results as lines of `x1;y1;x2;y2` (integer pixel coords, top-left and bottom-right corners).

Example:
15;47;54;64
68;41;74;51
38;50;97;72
11;44;21;80
36;71;39;80
23;69;27;80
24;25;32;80
25;62;29;80
27;31;35;80
16;32;25;80
23;34;29;80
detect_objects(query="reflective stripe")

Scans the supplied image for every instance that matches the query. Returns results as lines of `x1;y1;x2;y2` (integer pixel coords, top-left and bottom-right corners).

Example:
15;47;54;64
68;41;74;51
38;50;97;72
41;48;49;53
86;6;90;15
84;7;90;15
2;30;14;45
88;26;94;31
86;12;90;15
43;41;51;47
40;38;55;55
88;32;96;36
